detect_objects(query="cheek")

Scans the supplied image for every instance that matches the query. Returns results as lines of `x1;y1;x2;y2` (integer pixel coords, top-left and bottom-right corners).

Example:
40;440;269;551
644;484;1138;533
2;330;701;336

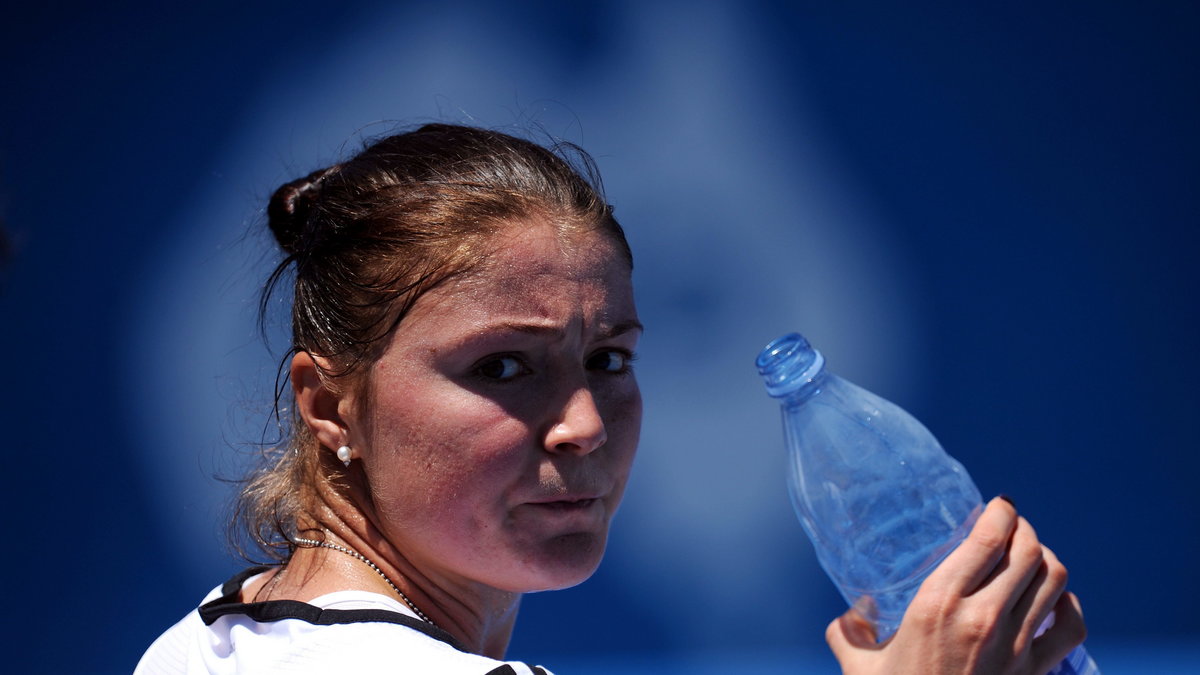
601;377;642;432
365;389;533;517
600;382;643;468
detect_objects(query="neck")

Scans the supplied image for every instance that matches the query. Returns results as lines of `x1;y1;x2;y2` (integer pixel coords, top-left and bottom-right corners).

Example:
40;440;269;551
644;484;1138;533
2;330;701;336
287;474;521;658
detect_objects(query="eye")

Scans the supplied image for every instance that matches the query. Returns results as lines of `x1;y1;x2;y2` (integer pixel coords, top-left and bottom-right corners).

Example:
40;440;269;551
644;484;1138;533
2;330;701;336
587;349;634;374
477;355;525;381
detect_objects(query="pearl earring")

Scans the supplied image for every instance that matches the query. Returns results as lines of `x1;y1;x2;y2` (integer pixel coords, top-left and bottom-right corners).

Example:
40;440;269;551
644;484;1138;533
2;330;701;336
336;445;353;467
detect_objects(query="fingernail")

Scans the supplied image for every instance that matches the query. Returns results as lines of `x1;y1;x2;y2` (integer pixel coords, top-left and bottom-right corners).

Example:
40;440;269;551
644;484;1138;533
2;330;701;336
997;494;1016;507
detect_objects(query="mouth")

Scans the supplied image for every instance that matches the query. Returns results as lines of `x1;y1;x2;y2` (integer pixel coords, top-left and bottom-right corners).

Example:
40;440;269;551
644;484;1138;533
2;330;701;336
530;497;600;511
516;493;610;531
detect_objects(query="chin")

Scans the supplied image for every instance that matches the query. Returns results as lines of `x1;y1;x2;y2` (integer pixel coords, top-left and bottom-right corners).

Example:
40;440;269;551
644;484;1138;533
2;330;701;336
510;531;609;592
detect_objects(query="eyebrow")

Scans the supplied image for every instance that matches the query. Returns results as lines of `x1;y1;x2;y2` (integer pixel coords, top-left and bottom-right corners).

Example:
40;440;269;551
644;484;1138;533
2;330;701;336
600;319;645;339
477;318;644;340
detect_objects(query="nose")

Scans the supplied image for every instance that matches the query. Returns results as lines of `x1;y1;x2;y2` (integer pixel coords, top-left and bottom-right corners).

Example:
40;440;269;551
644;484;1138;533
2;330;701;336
543;387;608;455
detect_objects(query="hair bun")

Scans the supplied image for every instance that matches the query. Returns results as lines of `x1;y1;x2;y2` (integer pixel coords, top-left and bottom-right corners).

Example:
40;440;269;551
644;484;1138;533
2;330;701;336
267;165;340;255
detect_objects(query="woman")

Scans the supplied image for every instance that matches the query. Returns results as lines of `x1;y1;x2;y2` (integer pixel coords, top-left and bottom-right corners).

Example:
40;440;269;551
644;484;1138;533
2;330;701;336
136;124;1086;674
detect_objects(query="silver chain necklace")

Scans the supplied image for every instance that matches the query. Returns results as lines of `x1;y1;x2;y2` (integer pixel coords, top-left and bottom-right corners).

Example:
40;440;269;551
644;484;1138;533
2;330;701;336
292;536;436;627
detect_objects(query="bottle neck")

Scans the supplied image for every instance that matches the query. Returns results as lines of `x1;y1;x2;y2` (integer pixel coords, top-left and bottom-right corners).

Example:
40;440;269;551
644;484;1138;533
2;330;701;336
757;332;829;402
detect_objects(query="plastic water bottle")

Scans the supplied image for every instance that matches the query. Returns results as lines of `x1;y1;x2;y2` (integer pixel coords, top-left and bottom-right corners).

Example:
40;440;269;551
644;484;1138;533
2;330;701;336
756;332;1097;674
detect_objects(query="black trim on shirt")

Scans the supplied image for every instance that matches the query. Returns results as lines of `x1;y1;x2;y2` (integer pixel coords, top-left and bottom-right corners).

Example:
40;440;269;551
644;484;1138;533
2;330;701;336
198;566;466;652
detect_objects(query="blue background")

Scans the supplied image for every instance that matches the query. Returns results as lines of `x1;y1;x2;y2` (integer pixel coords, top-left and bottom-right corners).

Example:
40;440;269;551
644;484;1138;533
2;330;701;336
1;2;1197;672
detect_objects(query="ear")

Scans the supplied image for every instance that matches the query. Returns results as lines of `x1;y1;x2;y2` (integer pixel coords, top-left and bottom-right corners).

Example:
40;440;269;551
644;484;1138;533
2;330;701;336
291;351;349;451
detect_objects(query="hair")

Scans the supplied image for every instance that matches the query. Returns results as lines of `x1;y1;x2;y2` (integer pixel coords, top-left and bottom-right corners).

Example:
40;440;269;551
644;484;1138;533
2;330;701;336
234;123;633;561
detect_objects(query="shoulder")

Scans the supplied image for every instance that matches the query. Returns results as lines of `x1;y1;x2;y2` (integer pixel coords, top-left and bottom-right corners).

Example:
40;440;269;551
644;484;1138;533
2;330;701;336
136;568;555;675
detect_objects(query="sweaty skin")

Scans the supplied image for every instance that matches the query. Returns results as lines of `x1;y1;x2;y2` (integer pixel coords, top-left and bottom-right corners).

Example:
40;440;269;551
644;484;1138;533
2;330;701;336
268;219;642;657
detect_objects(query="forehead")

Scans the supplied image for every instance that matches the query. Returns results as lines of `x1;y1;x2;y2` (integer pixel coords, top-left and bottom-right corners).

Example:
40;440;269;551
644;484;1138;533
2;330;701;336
404;220;635;329
474;222;624;285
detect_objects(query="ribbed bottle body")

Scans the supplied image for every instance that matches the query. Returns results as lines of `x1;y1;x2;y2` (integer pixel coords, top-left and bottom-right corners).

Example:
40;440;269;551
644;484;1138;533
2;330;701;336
779;371;982;637
759;333;1099;672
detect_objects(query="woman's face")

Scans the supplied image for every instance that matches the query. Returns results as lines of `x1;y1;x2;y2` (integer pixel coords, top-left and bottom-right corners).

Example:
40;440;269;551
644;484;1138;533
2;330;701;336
345;220;642;594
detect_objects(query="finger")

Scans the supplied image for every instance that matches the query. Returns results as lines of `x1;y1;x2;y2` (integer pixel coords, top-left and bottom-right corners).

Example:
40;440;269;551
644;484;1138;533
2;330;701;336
1030;592;1088;675
826;605;881;656
927;496;1019;596
970;516;1045;610
1010;544;1069;649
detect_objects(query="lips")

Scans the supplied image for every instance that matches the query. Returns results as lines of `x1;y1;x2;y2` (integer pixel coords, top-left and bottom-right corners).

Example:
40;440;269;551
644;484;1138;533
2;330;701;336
520;488;609;522
530;497;599;510
526;490;603;505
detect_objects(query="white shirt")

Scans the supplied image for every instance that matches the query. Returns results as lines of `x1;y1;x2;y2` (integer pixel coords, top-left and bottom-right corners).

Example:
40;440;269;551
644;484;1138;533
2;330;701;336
135;567;554;675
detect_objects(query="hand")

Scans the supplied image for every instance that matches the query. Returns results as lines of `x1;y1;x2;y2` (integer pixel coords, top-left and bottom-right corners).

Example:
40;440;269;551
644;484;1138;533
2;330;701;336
825;497;1087;674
